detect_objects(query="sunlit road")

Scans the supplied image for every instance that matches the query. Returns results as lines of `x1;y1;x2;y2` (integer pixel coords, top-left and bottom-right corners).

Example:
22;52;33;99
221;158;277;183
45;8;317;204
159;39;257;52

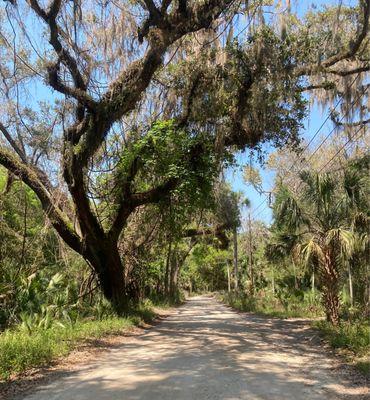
20;296;367;400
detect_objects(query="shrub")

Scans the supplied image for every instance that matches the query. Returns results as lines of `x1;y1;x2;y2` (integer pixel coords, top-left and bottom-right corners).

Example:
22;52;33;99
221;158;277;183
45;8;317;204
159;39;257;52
0;310;155;380
219;290;323;319
314;319;370;376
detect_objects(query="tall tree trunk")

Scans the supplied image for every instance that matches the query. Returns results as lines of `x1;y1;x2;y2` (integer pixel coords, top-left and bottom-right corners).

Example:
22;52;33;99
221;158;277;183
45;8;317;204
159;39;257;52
169;244;193;299
86;241;128;314
293;260;298;289
367;263;370;311
164;239;172;296
233;227;238;290
348;262;353;307
169;259;180;299
227;262;231;292
323;285;340;325
322;250;340;326
311;269;315;293
248;212;254;295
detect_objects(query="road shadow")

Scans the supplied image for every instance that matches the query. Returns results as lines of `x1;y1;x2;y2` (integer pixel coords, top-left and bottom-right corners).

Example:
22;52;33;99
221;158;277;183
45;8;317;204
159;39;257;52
7;296;369;400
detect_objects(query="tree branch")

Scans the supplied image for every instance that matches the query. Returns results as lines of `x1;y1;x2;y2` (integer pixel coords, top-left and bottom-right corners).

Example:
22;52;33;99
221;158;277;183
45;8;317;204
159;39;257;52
321;0;370;68
295;1;370;77
27;0;87;97
326;64;370;77
0;121;27;163
0;147;82;253
183;223;229;237
160;0;173;13
335;118;370;127
183;223;231;248
177;71;203;127
108;177;178;241
46;63;97;110
76;0;235;168
0;122;55;192
299;81;337;92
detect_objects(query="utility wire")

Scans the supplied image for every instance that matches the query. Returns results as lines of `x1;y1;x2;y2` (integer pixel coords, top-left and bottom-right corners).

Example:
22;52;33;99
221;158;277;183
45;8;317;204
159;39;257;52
318;124;366;173
253;123;367;220
251;72;365;218
285;73;361;177
290;82;368;178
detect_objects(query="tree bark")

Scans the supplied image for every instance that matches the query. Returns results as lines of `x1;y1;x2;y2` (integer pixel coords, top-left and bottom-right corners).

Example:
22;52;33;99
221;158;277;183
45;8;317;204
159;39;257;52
227;262;231;292
233;227;238;290
169;244;193;299
248;212;254;295
323;286;340;326
169;256;180;299
311;269;315;293
322;250;340;325
348;262;353;307
293;261;298;289
164;239;172;296
85;241;128;314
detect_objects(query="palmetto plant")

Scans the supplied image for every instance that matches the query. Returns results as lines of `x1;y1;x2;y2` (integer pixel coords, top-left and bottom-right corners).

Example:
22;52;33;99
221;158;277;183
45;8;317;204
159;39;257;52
16;272;74;332
274;168;368;325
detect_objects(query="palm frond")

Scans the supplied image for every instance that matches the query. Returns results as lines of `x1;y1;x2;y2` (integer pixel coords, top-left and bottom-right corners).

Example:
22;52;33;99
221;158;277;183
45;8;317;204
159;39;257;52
326;228;354;257
300;237;324;265
276;194;306;231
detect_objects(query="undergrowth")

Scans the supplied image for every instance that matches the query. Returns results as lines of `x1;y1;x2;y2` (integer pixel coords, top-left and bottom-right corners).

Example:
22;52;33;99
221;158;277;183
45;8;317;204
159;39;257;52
219;290;323;319
0;299;168;381
314;319;370;376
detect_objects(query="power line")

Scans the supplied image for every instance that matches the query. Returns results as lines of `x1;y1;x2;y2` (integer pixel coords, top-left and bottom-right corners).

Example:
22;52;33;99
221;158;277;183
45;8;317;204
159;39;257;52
253;118;367;221
290;82;368;178
286;73;360;176
251;73;365;218
253;124;366;220
318;125;366;173
251;197;267;214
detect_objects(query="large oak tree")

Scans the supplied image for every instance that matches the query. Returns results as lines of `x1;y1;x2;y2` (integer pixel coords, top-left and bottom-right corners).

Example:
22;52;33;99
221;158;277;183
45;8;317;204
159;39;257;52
0;0;368;311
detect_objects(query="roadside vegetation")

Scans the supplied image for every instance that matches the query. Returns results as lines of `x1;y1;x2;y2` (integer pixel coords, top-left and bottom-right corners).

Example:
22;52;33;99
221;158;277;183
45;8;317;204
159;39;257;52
314;320;370;375
0;297;172;380
0;315;136;380
218;290;323;319
211;154;369;375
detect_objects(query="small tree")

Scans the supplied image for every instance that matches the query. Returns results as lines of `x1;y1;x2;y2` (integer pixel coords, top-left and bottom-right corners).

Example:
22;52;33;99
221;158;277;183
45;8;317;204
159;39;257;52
274;170;367;325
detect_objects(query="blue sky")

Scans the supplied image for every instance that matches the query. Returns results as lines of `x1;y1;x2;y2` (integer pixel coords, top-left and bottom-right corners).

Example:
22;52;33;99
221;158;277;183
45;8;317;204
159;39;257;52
225;103;330;225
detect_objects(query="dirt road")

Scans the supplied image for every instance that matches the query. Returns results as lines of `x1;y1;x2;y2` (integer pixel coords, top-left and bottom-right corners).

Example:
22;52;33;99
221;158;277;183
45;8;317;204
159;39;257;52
19;296;368;400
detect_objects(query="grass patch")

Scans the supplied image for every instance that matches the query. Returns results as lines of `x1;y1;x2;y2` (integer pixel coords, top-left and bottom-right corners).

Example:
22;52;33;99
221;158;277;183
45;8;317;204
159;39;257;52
0;300;167;381
218;290;323;319
355;360;370;375
314;319;370;376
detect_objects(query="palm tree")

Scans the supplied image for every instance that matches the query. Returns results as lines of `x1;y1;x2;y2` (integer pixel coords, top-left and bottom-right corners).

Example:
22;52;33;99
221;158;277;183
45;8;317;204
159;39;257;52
273;169;367;325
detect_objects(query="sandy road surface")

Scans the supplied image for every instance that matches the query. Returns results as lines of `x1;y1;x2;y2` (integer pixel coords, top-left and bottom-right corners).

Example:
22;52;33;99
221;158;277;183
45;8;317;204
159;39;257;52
19;296;368;400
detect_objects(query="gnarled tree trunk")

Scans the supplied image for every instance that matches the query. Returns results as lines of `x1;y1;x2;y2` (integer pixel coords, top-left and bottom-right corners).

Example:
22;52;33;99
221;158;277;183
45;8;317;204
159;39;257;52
85;240;128;314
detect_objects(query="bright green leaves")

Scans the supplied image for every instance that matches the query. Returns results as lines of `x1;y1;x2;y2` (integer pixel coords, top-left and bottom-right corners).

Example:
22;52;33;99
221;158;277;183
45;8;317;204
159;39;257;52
117;119;220;209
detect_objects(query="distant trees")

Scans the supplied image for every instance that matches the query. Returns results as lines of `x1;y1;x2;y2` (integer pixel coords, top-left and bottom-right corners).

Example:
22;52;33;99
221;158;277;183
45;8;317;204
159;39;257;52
0;0;368;311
